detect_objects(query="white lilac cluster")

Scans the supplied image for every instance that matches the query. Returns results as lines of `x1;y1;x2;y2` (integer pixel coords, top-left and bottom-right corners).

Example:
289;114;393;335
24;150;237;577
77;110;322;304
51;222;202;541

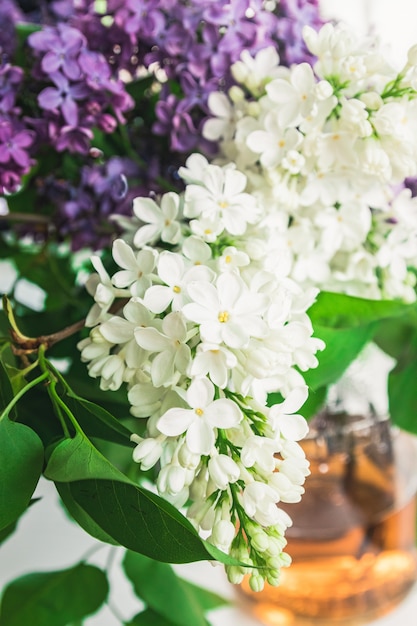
203;22;417;302
78;157;325;590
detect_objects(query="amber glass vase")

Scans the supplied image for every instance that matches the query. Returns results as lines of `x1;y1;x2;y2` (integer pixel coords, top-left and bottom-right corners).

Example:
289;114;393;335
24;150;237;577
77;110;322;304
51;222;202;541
239;412;417;625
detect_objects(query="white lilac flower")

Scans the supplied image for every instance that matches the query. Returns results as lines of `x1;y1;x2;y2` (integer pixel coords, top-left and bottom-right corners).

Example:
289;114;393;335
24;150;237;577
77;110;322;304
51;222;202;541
189;342;237;388
144;250;214;314
111;239;157;296
204;21;417;302
133;192;182;247
183;163;260;236
134;312;192;388
183;273;269;349
81;27;417;591
156;378;242;455
85;256;125;327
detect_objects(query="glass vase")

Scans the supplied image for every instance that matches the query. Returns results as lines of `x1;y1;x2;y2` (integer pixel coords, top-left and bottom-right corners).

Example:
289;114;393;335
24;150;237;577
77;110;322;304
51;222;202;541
239;411;417;625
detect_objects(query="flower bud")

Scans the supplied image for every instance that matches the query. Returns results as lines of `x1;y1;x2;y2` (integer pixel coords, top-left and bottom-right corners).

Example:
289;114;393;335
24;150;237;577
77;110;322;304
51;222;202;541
249;573;265;592
131;436;162;470
210;519;236;552
226;566;245;585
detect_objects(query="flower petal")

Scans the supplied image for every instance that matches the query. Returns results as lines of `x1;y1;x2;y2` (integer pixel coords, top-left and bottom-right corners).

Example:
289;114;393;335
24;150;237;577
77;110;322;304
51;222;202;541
157;407;194;437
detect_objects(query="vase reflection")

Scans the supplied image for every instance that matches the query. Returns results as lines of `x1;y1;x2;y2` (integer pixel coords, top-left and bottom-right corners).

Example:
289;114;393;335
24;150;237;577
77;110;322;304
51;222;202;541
239;413;417;625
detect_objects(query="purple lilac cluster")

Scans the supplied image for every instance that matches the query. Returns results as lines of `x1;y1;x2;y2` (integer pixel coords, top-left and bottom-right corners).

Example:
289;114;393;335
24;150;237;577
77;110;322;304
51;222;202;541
0;61;34;194
43;157;142;251
0;0;23;60
0;0;322;250
28;23;134;154
48;0;322;154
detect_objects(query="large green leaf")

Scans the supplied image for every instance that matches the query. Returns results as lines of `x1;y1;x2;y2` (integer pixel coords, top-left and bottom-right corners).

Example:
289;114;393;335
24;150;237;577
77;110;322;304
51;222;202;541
308;292;414;329
179;579;229;613
0;563;108;626
44;431;131;483
125;609;183;626
303;324;376;391
123;551;227;626
44;432;221;563
0;520;17;546
388;361;417;435
68;479;214;563
55;482;120;546
0;418;44;530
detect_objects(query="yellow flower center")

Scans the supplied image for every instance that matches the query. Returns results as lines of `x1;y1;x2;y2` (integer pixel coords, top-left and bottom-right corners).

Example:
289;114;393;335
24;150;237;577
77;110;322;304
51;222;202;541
195;408;204;416
225;255;232;264
218;311;229;323
173;285;181;293
219;200;229;209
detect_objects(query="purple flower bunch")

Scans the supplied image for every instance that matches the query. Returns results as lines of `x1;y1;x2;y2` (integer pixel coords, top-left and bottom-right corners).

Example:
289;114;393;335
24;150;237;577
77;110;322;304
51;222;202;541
0;61;34;194
60;0;322;154
28;23;134;154
43;156;142;251
0;0;323;250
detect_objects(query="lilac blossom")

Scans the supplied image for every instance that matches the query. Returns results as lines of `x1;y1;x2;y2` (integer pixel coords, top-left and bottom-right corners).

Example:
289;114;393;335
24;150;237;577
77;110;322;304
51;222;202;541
0;0;322;248
38;71;89;126
51;157;142;251
0;119;34;193
29;24;85;80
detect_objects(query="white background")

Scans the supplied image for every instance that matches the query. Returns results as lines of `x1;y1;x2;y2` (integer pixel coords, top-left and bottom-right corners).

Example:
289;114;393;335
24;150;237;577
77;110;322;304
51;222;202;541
3;2;417;625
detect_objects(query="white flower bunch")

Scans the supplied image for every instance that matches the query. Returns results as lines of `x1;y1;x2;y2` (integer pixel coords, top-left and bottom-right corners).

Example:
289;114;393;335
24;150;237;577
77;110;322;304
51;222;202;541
79;158;325;589
204;22;417;302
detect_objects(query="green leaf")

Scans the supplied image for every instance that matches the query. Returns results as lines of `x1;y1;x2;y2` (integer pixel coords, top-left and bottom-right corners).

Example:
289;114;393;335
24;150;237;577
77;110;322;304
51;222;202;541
0;563;109;626
388;360;417;435
69;479;215;563
303;324;376;391
44;432;219;563
0;520;17;546
172;579;228;613
44;431;130;483
308;292;414;329
125;609;181;626
0;418;44;531
14;385;64;447
65;392;133;446
55;482;120;546
123;551;213;626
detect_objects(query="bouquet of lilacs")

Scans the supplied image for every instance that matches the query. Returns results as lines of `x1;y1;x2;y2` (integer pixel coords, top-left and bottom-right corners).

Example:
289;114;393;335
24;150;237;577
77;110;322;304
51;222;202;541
204;21;417;302
0;0;321;250
3;2;417;625
76;19;417;600
198;20;417;431
80;156;325;591
0;1;334;625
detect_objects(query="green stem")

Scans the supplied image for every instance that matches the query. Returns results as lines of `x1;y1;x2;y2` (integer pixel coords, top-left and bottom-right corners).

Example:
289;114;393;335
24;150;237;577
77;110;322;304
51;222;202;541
0;371;49;421
46;378;80;437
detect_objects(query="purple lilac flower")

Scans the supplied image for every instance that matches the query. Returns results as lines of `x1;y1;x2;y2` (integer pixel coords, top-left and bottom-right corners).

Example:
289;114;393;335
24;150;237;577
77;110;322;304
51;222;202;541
51;157;142;251
0;1;24;59
29;23;85;80
0;118;34;193
28;23;134;154
38;71;90;126
0;62;23;113
59;0;322;159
